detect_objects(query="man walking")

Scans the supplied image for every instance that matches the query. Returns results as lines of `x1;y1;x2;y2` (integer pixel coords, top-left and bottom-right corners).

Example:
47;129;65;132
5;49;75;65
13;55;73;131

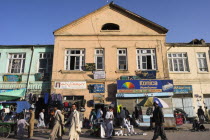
49;106;64;140
152;101;167;140
65;104;80;140
37;109;46;128
105;106;114;138
197;106;205;124
119;107;125;127
28;108;35;138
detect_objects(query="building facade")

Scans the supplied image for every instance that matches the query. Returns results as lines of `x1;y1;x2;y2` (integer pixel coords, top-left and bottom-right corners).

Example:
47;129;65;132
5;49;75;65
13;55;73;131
1;3;209;121
166;41;210;117
0;45;54;100
52;3;174;118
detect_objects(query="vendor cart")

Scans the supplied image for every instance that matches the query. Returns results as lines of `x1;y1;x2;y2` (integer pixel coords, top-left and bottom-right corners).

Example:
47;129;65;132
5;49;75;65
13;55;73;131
0;121;17;138
0;101;30;138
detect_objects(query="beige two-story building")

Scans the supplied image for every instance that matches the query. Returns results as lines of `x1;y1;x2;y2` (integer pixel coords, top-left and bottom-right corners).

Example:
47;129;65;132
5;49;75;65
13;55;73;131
166;40;210;118
51;3;171;117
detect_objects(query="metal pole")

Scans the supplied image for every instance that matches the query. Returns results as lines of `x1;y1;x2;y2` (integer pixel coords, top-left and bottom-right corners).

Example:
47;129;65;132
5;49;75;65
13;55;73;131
25;46;34;99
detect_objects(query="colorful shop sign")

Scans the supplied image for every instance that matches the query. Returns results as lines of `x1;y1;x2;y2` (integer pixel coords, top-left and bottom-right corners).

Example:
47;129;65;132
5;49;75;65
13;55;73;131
89;84;105;93
3;75;22;82
54;81;86;89
174;85;192;94
117;80;173;93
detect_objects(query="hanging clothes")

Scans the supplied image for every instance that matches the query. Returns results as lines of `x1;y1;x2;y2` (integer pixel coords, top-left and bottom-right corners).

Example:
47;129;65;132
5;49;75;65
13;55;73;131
56;94;63;103
29;93;33;103
44;93;49;104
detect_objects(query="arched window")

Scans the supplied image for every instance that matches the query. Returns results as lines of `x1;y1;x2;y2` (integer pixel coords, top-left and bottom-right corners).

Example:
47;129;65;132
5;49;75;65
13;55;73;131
101;23;120;30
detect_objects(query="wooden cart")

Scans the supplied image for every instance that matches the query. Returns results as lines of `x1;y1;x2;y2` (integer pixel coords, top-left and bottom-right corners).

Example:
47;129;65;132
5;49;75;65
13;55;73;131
0;121;17;138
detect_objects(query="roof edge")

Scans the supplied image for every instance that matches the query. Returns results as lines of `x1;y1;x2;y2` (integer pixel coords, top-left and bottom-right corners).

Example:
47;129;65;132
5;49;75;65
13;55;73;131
110;3;168;33
0;45;54;47
166;43;210;47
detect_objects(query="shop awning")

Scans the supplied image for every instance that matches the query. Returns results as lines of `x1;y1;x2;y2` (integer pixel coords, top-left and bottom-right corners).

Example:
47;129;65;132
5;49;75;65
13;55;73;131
116;92;173;98
0;101;30;113
0;88;26;101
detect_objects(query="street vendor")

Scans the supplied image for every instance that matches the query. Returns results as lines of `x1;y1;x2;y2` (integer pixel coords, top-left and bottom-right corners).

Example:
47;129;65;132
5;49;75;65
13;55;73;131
0;109;6;121
17;114;29;138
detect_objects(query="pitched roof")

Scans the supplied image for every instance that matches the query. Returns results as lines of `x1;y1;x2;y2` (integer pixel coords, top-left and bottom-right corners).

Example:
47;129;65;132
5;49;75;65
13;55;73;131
54;2;168;34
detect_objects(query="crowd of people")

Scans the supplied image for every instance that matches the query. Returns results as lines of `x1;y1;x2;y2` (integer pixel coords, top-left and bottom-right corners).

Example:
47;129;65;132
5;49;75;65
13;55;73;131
1;101;210;140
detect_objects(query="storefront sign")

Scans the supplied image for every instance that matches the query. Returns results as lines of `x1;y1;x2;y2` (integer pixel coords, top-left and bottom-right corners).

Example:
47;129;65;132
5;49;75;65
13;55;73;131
93;95;104;101
136;70;156;79
3;75;22;82
89;84;105;93
174;85;192;94
117;80;173;93
0;89;14;93
54;81;86;89
116;92;174;98
0;83;50;90
120;76;140;80
93;71;105;79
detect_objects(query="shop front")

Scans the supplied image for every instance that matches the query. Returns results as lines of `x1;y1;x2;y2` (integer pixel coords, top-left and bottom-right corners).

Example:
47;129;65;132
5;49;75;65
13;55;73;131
172;85;195;119
204;94;210;109
116;80;175;128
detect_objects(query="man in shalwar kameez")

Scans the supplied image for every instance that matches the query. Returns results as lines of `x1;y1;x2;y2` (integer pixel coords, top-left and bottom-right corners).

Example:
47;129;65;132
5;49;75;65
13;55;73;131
28;108;35;138
105;107;114;138
37;109;46;128
65;104;80;140
49;107;64;140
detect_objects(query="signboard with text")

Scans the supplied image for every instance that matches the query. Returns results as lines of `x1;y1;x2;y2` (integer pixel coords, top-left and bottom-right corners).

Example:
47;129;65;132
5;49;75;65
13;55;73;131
3;75;22;82
174;85;192;94
93;71;105;79
89;84;105;93
117;80;173;93
54;81;86;89
136;70;156;79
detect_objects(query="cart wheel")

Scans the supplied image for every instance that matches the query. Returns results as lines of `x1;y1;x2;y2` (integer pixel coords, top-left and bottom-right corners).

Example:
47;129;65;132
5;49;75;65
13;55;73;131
0;125;11;138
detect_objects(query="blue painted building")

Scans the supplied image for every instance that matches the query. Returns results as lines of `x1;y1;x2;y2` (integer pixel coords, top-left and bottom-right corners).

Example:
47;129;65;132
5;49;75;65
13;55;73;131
0;45;53;100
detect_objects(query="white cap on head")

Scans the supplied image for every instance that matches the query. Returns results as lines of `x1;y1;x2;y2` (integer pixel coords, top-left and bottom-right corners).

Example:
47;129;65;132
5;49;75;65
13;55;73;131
155;100;159;104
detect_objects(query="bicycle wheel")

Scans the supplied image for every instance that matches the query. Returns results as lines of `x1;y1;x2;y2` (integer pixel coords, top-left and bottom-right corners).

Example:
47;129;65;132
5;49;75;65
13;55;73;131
0;125;11;138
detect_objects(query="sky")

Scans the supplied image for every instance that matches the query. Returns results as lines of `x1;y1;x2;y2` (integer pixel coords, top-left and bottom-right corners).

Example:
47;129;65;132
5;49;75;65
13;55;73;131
0;0;210;45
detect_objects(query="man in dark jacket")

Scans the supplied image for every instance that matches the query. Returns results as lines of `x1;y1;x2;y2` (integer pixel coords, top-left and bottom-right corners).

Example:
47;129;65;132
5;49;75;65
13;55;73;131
152;101;167;140
197;106;205;124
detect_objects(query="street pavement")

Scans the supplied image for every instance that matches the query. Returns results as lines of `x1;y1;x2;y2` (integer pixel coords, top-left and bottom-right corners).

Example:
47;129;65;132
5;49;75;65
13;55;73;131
5;124;210;140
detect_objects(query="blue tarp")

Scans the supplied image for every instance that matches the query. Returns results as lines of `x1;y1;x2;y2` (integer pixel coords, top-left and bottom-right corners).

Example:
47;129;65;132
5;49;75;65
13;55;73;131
0;101;31;113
